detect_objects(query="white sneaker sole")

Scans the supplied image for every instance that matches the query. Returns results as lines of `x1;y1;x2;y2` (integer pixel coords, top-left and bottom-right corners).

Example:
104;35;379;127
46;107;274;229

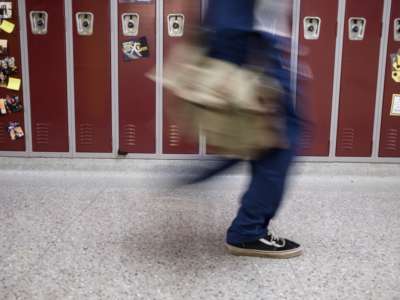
225;243;303;259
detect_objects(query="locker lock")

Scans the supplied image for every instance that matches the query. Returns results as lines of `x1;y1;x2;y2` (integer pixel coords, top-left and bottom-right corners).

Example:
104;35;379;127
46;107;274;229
168;14;185;37
0;2;12;19
122;13;139;36
30;11;48;35
303;17;321;40
394;18;400;42
76;12;94;36
349;17;366;41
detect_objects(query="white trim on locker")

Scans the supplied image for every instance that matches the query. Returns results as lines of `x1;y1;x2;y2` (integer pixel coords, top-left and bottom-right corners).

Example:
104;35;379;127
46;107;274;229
29;152;73;158
125;153;214;160
199;0;208;156
98;153;400;163
199;132;206;156
0;151;28;157
111;0;119;157
18;0;32;156
372;0;392;158
329;0;346;158
296;155;400;163
65;0;76;156
290;0;301;107
155;0;163;155
71;153;116;159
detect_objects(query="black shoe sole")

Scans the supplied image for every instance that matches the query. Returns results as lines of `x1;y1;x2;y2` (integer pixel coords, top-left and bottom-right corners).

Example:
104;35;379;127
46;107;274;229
225;243;303;259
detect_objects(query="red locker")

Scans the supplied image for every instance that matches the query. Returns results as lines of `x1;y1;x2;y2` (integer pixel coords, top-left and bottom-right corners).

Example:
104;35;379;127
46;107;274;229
72;0;112;153
0;0;25;152
118;1;156;154
297;0;339;156
336;0;384;157
163;0;201;154
26;0;69;152
379;0;400;157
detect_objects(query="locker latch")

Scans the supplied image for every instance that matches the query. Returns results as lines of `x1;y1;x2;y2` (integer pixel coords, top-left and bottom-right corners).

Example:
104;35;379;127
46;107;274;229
168;14;184;37
394;18;400;42
349;18;366;41
30;11;48;35
122;13;139;36
0;2;12;19
303;17;321;40
76;12;94;36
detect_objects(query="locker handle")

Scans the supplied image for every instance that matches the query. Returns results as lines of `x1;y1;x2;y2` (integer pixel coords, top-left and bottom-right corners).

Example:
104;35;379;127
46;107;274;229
76;12;94;36
122;13;140;36
303;17;321;40
167;14;185;37
30;11;49;35
348;17;366;41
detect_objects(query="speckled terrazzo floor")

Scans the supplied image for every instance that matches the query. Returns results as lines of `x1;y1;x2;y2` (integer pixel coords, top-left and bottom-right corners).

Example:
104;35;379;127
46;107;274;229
1;158;399;300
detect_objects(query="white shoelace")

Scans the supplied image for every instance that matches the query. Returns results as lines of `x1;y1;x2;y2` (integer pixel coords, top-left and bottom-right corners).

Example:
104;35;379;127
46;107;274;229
259;230;286;248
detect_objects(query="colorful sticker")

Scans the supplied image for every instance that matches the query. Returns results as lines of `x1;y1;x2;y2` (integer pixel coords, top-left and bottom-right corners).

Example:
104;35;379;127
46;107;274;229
391;51;400;83
0;56;18;88
0;20;15;33
0;95;22;115
7;77;21;91
122;37;150;61
0;39;8;55
7;121;24;141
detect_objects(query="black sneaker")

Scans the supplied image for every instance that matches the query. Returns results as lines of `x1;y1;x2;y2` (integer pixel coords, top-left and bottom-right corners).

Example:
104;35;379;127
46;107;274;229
226;232;303;259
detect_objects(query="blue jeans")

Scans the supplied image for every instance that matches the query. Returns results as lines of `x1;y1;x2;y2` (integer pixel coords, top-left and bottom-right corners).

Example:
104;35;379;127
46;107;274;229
226;148;295;244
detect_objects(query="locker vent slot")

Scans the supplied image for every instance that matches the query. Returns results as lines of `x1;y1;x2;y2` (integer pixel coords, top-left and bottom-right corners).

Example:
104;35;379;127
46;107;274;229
340;128;355;151
35;123;50;145
383;129;398;151
123;124;137;146
299;128;313;150
169;124;181;147
79;123;94;145
0;122;5;144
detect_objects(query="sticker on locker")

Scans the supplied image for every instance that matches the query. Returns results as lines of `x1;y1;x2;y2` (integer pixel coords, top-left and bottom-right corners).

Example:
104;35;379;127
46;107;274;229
0;20;15;33
122;37;149;60
391;51;400;83
390;94;400;116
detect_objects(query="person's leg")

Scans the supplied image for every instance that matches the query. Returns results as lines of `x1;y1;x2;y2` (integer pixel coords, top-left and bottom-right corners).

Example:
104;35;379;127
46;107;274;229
226;148;294;245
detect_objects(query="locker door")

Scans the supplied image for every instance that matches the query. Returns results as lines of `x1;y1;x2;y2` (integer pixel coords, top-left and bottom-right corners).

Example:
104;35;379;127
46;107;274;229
379;0;400;157
26;0;69;152
163;0;201;154
297;0;339;156
72;0;112;153
336;0;384;157
118;0;156;154
0;0;25;151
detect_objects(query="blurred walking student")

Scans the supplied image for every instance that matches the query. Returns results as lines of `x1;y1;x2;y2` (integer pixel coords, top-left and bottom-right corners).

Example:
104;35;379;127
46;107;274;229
204;0;302;258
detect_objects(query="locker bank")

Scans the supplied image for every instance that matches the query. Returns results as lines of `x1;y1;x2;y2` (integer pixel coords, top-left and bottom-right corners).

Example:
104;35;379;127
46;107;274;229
0;0;399;162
